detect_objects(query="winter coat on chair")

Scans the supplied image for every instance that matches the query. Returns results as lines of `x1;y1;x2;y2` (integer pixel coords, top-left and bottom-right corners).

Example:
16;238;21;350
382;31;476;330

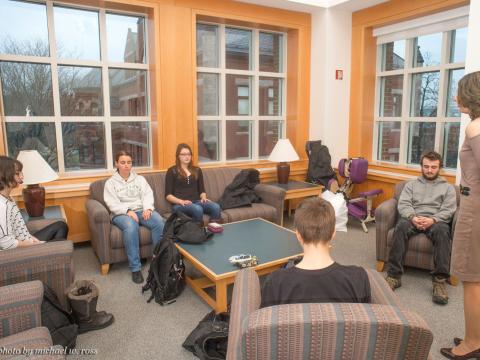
218;169;261;210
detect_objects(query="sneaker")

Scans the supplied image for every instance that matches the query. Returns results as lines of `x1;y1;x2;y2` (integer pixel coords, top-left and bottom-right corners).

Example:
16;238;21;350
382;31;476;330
432;277;449;305
385;275;401;291
132;271;144;284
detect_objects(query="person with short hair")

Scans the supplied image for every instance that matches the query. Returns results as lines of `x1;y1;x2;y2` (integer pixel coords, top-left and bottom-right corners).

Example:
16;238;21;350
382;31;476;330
165;143;221;225
0;155;68;250
104;150;165;284
441;71;480;359
260;197;371;308
385;151;456;305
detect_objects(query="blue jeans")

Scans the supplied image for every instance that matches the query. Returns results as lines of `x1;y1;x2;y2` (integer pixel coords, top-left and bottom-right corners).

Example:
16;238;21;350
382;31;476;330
112;210;165;272
172;200;221;223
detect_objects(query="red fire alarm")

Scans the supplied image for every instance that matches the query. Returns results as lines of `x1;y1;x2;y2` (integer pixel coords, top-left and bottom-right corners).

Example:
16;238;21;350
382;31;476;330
336;70;343;80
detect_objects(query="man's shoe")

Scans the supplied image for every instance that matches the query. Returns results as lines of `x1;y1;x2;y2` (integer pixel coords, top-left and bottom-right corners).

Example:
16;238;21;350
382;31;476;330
432;277;449;305
385;275;401;291
132;271;144;284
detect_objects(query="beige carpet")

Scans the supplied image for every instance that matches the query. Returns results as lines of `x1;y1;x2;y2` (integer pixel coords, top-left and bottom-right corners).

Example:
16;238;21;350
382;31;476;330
71;218;463;360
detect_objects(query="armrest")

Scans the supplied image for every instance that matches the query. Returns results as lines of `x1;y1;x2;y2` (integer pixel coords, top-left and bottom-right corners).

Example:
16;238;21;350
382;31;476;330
86;199;112;265
358;189;383;197
366;269;404;308
0;241;74;310
375;198;398;262
0;281;43;338
254;183;286;225
242;303;432;360
227;268;261;360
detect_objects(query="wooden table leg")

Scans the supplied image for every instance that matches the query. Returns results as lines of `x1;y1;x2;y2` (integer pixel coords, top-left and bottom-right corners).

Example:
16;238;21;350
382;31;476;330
215;278;228;313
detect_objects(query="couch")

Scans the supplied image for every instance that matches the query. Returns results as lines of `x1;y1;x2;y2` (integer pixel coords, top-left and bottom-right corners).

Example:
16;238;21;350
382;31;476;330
227;268;433;360
0;241;74;310
375;181;459;284
0;281;65;359
86;168;286;274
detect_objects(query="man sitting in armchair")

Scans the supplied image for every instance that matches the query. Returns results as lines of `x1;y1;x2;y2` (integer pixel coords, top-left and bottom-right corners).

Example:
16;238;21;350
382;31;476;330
385;151;456;305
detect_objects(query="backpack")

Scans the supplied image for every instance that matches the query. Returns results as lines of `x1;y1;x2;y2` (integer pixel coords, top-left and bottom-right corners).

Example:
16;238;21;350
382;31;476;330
41;284;78;350
182;310;229;360
305;141;337;186
142;237;186;305
164;212;213;244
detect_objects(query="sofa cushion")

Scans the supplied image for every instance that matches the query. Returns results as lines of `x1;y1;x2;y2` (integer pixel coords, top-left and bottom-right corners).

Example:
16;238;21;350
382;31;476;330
222;203;277;224
110;225;153;249
143;172;171;215
0;326;52;350
387;229;434;254
202;168;241;202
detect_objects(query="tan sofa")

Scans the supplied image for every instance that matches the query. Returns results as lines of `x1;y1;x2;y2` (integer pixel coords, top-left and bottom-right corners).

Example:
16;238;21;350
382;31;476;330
86;168;286;274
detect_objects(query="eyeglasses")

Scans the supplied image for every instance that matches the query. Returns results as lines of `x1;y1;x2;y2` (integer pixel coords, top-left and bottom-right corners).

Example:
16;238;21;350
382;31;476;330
179;153;192;157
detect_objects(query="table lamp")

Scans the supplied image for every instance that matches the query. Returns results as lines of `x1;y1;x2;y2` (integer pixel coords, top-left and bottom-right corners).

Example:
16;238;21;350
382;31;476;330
16;150;58;217
268;139;299;184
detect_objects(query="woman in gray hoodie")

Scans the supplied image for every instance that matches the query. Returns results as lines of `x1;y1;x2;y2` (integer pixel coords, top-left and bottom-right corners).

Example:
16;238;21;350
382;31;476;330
104;151;165;284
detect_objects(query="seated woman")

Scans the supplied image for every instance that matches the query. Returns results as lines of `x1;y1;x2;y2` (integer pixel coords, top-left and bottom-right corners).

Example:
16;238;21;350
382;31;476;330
261;197;371;308
104;151;165;284
0;156;68;250
165;143;221;225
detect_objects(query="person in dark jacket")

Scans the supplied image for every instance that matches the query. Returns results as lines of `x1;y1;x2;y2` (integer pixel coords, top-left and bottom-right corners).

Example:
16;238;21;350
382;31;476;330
165;143;221;224
217;169;260;210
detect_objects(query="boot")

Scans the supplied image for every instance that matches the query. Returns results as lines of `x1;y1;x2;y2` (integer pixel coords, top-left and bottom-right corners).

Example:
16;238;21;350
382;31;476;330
67;280;114;334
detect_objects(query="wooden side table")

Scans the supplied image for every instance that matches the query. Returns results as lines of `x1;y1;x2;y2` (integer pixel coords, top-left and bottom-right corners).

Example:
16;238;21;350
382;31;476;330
266;181;323;223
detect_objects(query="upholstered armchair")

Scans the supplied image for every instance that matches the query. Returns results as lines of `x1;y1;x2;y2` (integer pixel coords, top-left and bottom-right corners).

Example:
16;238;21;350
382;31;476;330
0;281;65;359
0;241;74;310
227;268;433;360
375;181;460;285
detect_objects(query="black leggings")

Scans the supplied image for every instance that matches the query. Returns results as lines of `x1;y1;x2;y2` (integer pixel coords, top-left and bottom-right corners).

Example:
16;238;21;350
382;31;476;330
33;221;69;242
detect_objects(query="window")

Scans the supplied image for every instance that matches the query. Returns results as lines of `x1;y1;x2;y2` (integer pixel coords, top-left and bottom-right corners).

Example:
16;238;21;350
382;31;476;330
374;27;467;169
0;1;150;173
196;23;286;163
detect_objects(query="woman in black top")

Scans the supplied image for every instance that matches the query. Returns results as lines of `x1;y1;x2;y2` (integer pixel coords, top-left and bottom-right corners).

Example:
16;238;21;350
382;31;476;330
165;143;221;224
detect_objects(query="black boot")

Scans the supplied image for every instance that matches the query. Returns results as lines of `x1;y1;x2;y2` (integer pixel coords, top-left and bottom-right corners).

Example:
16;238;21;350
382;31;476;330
67;280;114;334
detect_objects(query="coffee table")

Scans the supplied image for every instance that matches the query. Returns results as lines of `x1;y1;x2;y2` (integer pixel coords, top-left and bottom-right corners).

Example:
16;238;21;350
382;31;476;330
175;218;302;313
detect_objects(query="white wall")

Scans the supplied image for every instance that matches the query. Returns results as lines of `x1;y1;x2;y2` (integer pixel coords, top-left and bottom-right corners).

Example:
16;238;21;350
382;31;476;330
456;1;480;183
309;8;352;166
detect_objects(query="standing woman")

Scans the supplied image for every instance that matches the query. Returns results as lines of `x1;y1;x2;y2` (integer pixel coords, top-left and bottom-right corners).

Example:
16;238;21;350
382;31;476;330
104;151;165;284
441;71;480;359
0;156;68;250
165;143;221;225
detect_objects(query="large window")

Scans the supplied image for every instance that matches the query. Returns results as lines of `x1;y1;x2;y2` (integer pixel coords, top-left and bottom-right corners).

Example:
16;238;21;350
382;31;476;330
374;27;467;169
0;1;150;173
196;23;286;163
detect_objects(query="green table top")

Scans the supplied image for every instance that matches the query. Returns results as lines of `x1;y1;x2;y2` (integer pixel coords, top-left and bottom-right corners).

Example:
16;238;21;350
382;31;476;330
177;218;302;276
20;205;63;222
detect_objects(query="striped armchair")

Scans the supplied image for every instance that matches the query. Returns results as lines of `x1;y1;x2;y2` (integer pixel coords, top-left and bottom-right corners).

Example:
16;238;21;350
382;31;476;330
0;241;74;310
227;268;433;360
0;281;65;359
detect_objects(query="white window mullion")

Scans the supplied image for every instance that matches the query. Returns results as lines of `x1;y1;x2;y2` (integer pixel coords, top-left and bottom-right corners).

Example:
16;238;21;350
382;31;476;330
219;24;226;163
99;9;113;171
46;1;65;174
252;30;259;160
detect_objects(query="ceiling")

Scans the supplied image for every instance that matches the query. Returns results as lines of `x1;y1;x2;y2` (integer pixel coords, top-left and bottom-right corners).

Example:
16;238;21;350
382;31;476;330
234;0;389;13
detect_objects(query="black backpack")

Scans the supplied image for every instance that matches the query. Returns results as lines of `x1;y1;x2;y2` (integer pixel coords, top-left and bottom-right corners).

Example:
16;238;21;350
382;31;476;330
41;284;78;350
163;212;213;244
183;310;229;360
305;140;337;186
142;237;186;305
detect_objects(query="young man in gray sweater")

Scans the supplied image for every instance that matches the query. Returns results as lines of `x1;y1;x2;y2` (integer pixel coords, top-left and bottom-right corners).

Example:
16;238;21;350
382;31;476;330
385;151;457;305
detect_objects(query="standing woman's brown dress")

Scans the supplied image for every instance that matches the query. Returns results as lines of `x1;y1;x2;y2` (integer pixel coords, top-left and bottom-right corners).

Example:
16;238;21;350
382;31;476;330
451;133;480;282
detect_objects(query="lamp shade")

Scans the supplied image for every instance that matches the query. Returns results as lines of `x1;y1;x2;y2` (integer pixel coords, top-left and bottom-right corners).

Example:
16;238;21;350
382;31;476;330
268;139;299;163
16;150;58;185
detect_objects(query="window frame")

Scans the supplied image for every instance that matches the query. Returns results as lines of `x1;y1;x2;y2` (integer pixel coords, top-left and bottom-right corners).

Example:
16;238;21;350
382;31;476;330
196;22;287;164
0;0;152;175
373;28;466;171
